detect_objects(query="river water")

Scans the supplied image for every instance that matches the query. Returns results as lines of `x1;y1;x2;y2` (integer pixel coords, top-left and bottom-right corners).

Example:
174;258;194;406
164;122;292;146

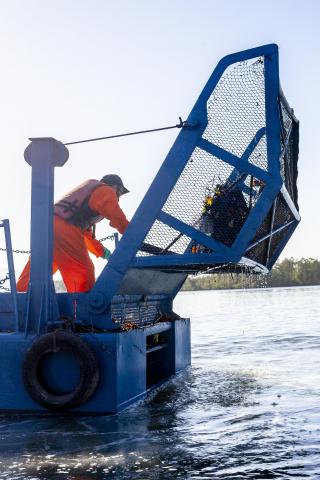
0;286;319;479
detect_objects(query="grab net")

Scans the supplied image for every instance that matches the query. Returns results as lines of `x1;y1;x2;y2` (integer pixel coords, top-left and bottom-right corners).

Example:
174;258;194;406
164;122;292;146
136;56;299;274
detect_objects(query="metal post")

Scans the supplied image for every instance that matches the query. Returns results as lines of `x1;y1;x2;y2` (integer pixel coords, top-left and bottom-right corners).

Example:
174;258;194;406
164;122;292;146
2;219;19;332
24;138;69;333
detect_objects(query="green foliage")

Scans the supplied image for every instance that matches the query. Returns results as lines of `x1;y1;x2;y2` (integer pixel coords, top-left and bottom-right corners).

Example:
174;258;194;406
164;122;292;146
182;258;320;291
54;258;320;292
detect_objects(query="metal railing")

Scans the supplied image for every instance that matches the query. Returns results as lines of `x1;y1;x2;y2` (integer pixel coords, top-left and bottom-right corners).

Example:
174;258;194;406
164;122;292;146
0;219;18;331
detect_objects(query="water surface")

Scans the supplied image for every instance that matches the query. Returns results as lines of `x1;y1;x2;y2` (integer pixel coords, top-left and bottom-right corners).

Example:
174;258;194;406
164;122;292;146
0;286;319;479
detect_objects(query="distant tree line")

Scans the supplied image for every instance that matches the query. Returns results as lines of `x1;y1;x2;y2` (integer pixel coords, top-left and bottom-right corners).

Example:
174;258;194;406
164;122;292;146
182;258;320;291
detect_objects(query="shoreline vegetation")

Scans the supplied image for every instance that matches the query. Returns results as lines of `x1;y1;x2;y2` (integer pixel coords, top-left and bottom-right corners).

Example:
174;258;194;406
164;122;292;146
182;258;320;291
53;258;320;292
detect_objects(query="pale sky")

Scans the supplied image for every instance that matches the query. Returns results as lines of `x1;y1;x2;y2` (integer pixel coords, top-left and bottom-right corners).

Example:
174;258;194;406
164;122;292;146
0;0;319;275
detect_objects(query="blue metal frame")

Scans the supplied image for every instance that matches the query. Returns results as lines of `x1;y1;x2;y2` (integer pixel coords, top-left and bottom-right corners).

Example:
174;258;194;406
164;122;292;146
24;138;69;334
0;44;299;413
92;44;289;313
0;220;18;332
0;43;298;336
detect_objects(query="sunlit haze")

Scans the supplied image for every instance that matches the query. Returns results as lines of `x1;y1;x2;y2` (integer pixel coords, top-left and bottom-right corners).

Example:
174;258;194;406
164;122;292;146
0;0;319;274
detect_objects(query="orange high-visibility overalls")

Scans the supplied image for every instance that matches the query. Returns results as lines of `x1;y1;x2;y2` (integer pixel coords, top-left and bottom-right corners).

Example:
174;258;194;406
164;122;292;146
17;183;129;293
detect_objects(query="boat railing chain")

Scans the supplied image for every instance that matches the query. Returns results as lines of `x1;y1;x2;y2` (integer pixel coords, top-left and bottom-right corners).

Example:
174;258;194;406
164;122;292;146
0;273;10;291
0;233;117;256
0;247;30;255
97;233;117;243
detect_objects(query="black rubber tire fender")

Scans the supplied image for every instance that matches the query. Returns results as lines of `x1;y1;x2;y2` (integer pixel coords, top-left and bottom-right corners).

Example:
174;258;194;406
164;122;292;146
22;331;100;411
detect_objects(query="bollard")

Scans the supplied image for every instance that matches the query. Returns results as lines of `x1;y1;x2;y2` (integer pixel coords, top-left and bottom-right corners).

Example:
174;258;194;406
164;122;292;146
24;138;69;333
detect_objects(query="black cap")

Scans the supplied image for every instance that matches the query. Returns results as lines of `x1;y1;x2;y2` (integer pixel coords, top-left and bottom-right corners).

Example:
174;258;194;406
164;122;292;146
100;174;129;195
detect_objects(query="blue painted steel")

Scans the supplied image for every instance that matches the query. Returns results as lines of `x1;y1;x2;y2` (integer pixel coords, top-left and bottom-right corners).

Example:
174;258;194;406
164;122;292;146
0;319;190;413
0;44;299;413
231;182;281;258
131;251;240;268
24;138;69;333
92;43;293;315
1;220;18;331
174;319;191;372
157;211;229;254
241;128;266;161
264;52;281;177
198;138;271;184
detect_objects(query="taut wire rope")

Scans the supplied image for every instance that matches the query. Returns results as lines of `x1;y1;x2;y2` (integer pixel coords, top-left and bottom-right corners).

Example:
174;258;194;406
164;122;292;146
63;117;192;146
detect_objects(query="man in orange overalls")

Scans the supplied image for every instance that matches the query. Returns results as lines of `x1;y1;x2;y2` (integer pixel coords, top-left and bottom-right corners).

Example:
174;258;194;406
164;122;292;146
17;174;130;293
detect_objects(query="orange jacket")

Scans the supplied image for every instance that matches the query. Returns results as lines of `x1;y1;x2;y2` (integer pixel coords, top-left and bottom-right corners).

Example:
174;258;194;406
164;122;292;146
17;184;130;293
89;185;129;234
83;184;129;258
84;230;105;258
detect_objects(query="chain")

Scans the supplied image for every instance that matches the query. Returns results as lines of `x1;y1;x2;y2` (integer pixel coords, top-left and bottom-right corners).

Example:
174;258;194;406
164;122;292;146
98;234;116;243
0;247;30;254
0;273;10;291
0;233;115;256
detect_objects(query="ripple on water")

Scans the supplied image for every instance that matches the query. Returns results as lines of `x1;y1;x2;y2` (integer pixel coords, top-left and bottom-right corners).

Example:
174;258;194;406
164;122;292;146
0;287;319;479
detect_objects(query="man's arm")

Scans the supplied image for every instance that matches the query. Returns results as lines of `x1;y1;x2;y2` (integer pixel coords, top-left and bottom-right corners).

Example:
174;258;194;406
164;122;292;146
89;185;129;234
83;230;105;257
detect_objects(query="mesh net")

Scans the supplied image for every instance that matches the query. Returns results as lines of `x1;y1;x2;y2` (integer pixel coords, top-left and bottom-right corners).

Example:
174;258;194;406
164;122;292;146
279;97;299;208
203;58;267;168
139;58;266;257
111;296;165;328
137;56;299;274
245;191;296;268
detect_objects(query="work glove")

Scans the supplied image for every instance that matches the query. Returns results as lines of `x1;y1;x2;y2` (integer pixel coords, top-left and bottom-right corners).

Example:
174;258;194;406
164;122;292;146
102;247;111;260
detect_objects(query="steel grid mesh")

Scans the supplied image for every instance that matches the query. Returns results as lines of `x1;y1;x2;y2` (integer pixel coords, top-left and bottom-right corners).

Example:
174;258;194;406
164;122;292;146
111;295;170;328
279;99;298;203
246;238;269;265
273;194;296;230
143;144;265;253
246;228;289;269
111;301;160;328
204;58;267;170
280;101;293;135
139;57;268;258
142;220;192;256
245;192;296;267
250;208;273;246
247;135;267;171
163;148;234;226
267;228;292;262
136;56;298;274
